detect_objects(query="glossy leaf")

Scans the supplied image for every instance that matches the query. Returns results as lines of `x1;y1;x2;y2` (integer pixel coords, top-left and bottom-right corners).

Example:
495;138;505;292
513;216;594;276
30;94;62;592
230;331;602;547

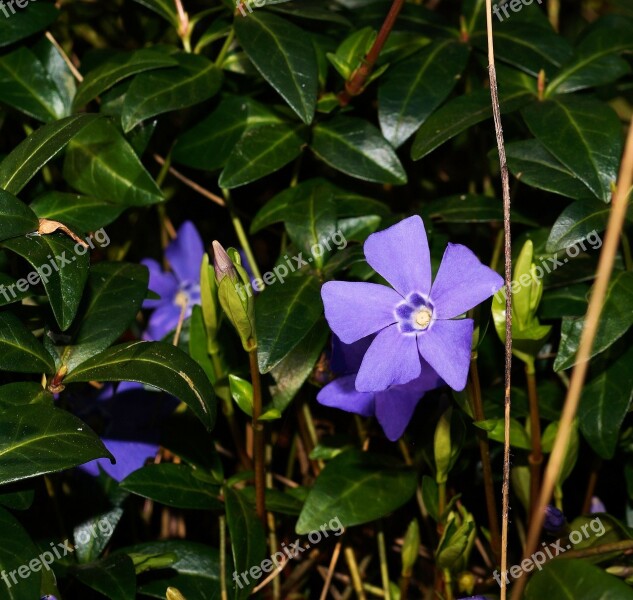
0;382;53;408
122;53;222;132
0;114;98;195
74;48;178;108
255;274;323;373
522;97;622;202
0;189;39;243
0;2;58;48
132;0;179;25
74;508;123;563
296;450;417;533
2;233;90;331
0;312;55;374
0;406;112;485
219;123;307;188
474;418;531;450
378;39;469;147
73;554;136;600
64;341;217;431
229;374;254;417
235;12;318;124
63;118;164;206
311;116;407;185
121;464;223;510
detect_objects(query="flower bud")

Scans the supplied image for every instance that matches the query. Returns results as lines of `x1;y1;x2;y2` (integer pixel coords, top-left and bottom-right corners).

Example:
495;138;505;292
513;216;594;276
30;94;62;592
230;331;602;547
544;504;565;533
166;588;187;600
212;241;238;283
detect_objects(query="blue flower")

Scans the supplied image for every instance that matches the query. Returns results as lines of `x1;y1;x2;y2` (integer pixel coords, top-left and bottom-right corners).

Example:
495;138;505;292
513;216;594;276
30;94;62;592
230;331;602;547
142;221;204;341
590;496;606;513
321;216;503;392
317;336;442;441
544;504;565;533
73;382;177;482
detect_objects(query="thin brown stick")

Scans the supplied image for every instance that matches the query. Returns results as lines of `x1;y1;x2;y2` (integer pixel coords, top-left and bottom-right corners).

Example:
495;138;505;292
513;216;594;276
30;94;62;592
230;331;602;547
511;116;633;600
338;0;405;105
581;458;601;514
249;350;266;525
153;155;226;207
45;32;83;82
320;540;344;600
484;1;513;595
526;365;542;518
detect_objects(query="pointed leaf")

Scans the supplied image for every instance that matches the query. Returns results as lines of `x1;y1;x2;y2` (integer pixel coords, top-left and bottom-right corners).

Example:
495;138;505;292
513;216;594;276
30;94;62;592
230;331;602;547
0;312;55;373
0;189;39;242
0;2;58;48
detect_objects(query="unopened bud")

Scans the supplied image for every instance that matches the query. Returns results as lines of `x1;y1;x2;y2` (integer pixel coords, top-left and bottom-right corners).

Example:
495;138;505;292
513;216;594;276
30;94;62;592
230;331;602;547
166;588;187;600
212;241;237;283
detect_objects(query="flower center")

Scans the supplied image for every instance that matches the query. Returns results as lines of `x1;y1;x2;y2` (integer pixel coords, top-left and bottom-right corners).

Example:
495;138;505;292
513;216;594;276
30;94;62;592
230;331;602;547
414;307;432;329
395;293;434;334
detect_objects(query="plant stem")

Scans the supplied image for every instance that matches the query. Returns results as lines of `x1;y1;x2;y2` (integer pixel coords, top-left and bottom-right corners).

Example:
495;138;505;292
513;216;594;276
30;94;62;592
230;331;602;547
344;547;367;600
338;0;405;105
525;359;543;521
438;481;446;518
219;515;228;600
249;349;266;525
556;539;633;561
468;358;501;564
215;27;235;66
377;523;391;600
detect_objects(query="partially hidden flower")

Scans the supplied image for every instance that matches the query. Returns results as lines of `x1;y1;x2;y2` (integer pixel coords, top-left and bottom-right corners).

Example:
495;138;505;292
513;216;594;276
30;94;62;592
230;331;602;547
544;504;565;533
317;335;442;441
142;221;204;341
72;382;178;481
322;216;503;392
590;496;606;513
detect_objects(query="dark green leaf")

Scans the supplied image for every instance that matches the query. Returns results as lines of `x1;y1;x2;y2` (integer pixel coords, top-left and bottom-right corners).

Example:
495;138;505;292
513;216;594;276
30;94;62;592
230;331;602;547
256;275;323;373
297;450;417;533
378;39;469;147
74;508;123;563
421;193;536;225
219;123;307;189
311;116;407;185
122;53;222;132
63;118;164;206
132;0;179;25
522;97;622;202
555;272;633;371
539;284;589;319
474;418;532;450
0;189;39;242
65;341;217;431
0;382;53;408
2;233;90;331
0;405;112;484
0;114;98;195
0;2;58;48
0;312;55;373
74;49;178;108
121;464;223;510
0;47;66;122
0;483;35;510
235;12;318;124
241;486;304;516
73;554;136;600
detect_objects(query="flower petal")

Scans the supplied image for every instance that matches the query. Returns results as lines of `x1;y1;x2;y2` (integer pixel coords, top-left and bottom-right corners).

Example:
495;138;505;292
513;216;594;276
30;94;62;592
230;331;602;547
330;335;374;376
317;375;375;417
166;221;205;284
375;386;423;441
322;281;400;344
363;215;432;297
79;440;158;482
143;303;182;341
430;243;504;319
355;324;421;391
417;318;473;391
142;259;178;308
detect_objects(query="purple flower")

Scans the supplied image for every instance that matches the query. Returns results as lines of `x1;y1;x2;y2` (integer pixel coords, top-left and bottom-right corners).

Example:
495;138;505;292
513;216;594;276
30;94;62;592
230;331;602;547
590;496;606;513
321;216;503;392
73;382;177;481
142;221;204;341
317;336;442;441
544;504;565;533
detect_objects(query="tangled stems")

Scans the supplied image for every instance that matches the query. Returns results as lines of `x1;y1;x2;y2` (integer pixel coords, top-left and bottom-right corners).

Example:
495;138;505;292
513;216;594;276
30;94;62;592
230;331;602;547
249;349;266;524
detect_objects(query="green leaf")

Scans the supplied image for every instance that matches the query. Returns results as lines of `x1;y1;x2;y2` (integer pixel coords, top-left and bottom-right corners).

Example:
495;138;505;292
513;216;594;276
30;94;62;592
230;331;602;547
311;116;407;185
0;507;43;599
0;46;67;122
235;12;318;124
122;53;222;132
0;484;35;510
0;2;58;48
73;554;136;600
555;272;633;371
219;123;307;189
74;508;123;563
0;406;112;484
297;450;417;533
522;97;622;202
241;486;305;516
539;284;589;319
474;418;532;450
121;464;223;510
54;262;150;372
225;485;267;600
173;95;251;171
412;88;532;159
132;0;179;25
378;39;469;147
2;233;90;331
63;118;164;206
0;189;39;242
525;559;633;599
64;341;217;431
0;114;99;195
255;275;323;373
0;382;53;408
505;139;595;200
30;192;124;232
421;193;536;225
546;198;615;253
229;374;254;417
74;48;178;108
0;312;55;373
579;344;633;459
32;35;76;116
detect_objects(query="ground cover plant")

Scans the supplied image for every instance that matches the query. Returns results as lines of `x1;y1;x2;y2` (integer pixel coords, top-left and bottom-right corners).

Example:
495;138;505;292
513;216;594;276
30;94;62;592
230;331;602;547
0;0;632;598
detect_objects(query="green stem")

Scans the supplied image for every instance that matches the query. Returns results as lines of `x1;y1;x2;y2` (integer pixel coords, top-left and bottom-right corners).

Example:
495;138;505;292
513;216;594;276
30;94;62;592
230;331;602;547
249;349;266;525
438;481;446;518
344;547;367;600
377;523;391;600
215;27;235;67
